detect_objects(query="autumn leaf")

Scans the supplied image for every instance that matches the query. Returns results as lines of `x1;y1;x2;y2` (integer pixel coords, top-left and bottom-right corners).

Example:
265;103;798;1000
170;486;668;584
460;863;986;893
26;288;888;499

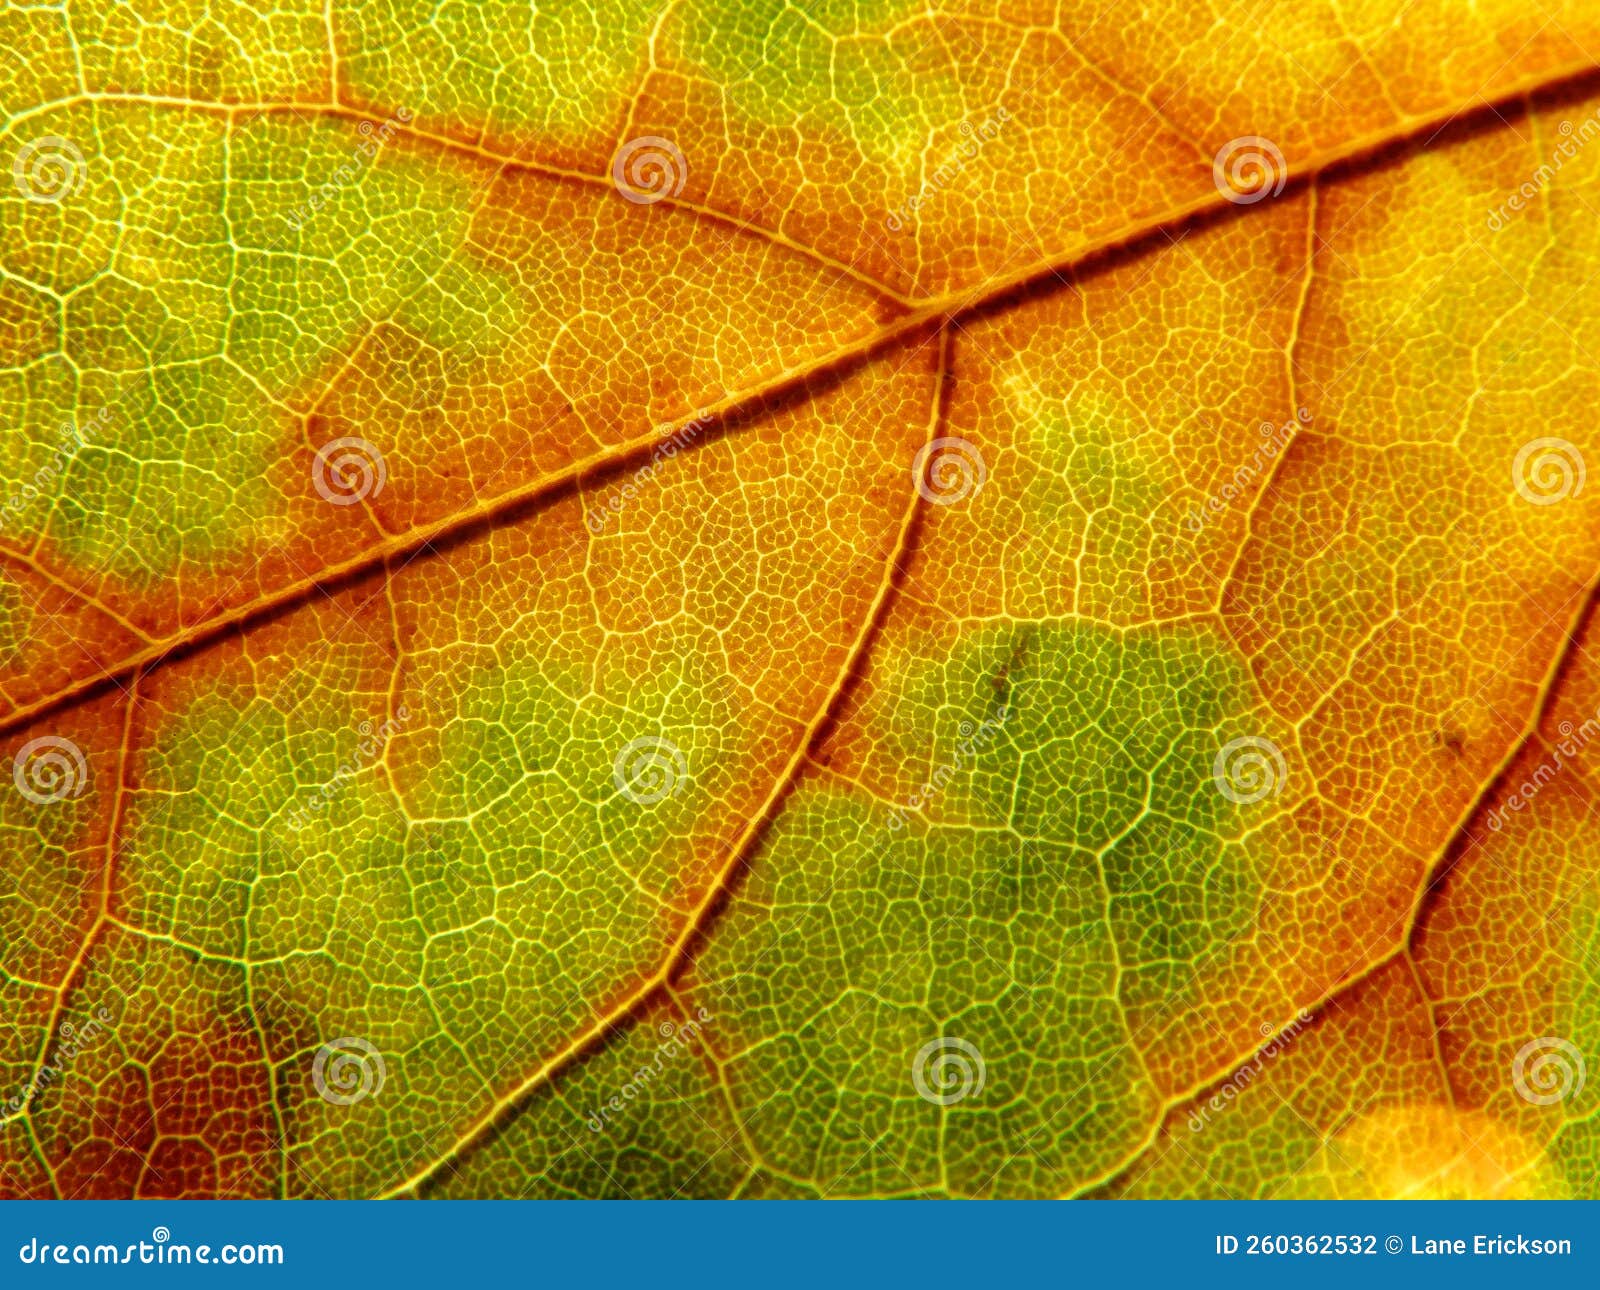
2;0;1600;1200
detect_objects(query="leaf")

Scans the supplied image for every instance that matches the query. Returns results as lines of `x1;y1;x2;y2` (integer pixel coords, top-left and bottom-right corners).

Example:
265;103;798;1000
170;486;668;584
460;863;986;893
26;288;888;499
1;0;1599;1199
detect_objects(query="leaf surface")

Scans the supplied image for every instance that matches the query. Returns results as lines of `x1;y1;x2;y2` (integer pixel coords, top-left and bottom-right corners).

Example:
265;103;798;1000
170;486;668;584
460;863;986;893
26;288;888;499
2;0;1600;1199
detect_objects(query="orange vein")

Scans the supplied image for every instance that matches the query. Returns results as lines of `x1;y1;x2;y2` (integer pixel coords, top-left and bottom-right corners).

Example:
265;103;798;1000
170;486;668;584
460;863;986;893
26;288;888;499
378;329;952;1199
